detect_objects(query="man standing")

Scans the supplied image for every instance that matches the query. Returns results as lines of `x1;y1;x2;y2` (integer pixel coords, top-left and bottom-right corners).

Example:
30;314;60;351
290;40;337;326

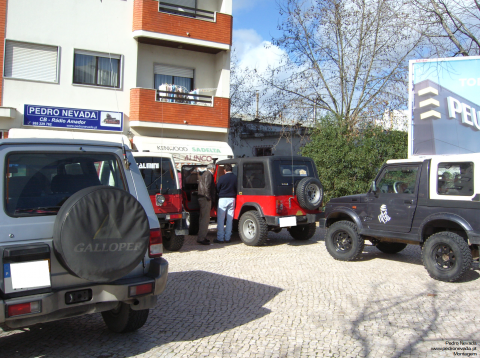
196;163;215;245
215;164;237;243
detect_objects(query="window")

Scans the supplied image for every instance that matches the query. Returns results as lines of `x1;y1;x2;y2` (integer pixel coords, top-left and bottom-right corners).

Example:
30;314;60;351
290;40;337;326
5;153;125;217
73;50;121;88
243;163;265;188
376;166;418;194
274;160;315;187
4;40;58;82
137;157;177;195
254;147;273;156
437;162;474;196
154;64;193;92
159;0;197;18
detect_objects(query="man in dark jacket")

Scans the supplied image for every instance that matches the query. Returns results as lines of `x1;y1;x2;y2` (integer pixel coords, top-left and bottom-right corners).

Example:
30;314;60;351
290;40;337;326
215;163;237;243
196;163;215;245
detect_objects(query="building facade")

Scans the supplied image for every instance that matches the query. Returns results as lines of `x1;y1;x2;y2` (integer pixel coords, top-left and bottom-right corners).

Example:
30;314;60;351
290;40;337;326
229;118;310;158
0;0;232;144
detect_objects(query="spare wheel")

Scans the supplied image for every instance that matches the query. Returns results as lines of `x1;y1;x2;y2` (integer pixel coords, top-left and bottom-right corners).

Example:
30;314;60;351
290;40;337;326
296;177;323;210
53;186;150;282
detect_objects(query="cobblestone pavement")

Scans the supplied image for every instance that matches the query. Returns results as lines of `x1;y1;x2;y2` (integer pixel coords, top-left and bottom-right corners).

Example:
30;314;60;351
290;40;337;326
2;227;480;358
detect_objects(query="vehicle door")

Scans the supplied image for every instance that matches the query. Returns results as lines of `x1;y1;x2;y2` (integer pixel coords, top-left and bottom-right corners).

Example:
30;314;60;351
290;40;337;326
365;164;420;233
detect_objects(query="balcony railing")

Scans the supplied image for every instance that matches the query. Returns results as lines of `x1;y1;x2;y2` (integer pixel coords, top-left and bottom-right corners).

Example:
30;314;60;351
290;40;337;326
156;89;213;107
159;1;215;21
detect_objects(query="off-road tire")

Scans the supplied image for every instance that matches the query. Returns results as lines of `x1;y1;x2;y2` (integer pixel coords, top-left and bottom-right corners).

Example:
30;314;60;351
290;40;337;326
188;212;199;235
239;210;268;246
288;223;316;241
162;230;184;251
422;231;472;282
102;303;149;333
325;221;364;261
296;177;323;210
376;242;407;254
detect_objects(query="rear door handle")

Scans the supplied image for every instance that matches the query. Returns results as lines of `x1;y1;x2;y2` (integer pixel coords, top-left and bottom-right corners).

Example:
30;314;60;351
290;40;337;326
404;200;413;204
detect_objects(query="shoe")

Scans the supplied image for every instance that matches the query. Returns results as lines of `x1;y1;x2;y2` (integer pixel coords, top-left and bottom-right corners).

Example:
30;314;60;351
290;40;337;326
197;239;210;245
213;239;225;244
225;240;231;243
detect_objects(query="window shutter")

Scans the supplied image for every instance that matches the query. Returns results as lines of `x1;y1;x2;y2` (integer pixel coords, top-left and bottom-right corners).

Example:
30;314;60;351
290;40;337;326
4;40;58;82
154;64;193;78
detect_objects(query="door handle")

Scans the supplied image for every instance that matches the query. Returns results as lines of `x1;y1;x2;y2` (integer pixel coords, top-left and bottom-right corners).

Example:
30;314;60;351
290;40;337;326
404;200;413;204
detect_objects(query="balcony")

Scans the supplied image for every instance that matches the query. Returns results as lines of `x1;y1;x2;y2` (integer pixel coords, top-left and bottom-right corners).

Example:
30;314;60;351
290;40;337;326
129;88;230;131
157;88;213;107
133;0;232;54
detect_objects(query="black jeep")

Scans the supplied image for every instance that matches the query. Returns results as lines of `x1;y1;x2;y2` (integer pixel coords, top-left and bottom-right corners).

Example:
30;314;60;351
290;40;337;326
321;155;480;282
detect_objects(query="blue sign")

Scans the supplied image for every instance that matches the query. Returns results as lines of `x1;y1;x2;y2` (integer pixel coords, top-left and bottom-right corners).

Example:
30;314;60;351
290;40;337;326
24;104;123;132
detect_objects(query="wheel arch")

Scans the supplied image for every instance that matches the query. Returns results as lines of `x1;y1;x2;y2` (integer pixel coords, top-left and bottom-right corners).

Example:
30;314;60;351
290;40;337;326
326;208;363;230
238;202;264;219
419;213;472;243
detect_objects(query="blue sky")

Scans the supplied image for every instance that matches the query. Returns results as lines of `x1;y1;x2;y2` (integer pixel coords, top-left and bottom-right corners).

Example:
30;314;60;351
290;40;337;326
231;0;286;71
233;0;283;43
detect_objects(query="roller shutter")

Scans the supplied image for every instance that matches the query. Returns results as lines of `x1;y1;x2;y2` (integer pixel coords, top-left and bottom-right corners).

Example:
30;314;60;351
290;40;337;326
4;40;58;82
154;64;194;78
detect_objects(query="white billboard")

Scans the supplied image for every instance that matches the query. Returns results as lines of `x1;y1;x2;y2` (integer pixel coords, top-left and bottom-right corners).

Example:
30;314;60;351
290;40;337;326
408;56;480;157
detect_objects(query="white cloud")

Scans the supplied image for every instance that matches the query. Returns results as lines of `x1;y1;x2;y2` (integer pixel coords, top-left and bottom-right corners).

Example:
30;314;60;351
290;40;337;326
233;29;285;74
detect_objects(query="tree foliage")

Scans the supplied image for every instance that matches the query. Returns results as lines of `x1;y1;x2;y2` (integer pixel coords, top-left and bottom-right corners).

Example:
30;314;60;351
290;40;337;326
301;116;408;203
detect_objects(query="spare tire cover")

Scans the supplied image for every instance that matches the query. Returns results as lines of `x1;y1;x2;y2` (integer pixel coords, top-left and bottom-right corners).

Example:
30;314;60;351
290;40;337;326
53;186;150;282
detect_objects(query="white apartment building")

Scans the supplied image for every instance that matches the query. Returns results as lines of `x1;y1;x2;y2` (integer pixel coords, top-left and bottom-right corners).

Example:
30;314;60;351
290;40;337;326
0;0;232;155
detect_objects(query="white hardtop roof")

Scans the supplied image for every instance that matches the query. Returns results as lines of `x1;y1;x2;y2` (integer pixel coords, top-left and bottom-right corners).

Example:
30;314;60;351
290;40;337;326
8;128;132;149
132;136;233;157
389;153;480;165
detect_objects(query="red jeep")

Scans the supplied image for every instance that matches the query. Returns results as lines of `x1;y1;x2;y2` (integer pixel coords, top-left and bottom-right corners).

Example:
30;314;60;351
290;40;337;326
182;156;324;245
134;152;188;251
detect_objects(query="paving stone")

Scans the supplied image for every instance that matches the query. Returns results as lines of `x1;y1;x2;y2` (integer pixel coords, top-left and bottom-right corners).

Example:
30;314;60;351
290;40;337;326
2;228;480;357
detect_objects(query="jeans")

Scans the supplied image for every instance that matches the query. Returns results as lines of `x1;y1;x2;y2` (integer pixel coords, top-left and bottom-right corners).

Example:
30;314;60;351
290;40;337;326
217;197;235;241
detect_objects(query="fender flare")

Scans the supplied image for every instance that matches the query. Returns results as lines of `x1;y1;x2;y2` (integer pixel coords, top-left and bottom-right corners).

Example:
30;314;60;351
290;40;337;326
418;212;473;242
326;207;364;231
238;202;265;218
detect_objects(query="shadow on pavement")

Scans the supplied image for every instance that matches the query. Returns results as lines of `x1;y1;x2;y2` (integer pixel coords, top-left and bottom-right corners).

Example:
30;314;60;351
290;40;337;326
0;271;283;358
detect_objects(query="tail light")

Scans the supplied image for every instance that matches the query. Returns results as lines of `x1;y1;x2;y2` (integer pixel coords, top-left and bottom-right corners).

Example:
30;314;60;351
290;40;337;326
276;200;284;214
149;228;162;258
129;283;153;297
7;301;41;317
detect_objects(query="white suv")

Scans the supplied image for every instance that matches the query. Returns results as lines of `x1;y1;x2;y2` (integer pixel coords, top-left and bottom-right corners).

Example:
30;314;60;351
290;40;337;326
0;138;168;332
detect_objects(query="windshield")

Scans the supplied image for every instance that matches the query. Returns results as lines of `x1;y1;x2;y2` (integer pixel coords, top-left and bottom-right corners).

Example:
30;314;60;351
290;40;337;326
137;157;177;195
5;152;125;217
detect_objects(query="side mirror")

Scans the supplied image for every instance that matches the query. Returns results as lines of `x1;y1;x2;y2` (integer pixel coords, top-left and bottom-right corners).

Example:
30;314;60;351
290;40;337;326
371;181;377;193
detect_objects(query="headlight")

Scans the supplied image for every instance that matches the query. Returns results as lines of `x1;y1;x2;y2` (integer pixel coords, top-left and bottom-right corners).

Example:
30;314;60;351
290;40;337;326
156;194;166;206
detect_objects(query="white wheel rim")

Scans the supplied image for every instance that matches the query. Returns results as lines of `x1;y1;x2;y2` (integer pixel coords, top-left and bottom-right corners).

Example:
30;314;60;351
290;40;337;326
306;184;321;203
243;219;256;240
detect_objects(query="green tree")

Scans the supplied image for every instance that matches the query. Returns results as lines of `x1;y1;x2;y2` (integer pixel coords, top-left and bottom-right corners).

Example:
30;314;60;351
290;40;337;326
301;116;407;203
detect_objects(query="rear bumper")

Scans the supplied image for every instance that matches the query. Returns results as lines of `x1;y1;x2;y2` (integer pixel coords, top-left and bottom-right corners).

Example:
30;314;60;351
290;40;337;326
265;212;324;226
0;257;168;329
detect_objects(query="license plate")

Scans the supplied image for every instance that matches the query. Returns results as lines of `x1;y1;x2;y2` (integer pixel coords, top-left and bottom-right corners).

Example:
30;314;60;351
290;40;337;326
279;216;297;227
9;260;51;290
